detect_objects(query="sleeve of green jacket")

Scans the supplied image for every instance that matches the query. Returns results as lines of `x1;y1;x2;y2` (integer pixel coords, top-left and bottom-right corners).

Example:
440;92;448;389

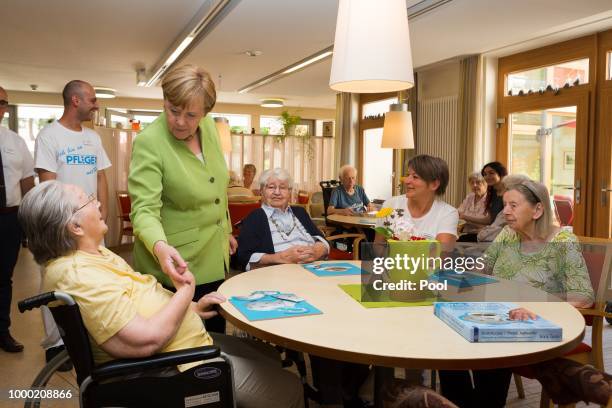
128;130;167;255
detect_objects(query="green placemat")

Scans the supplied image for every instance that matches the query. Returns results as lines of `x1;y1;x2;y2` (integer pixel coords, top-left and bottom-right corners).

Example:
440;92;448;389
339;284;435;308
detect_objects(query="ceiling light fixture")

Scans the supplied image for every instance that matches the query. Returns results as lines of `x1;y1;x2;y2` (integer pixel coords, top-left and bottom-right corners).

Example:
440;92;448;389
145;0;237;87
245;50;263;57
382;103;414;149
330;0;414;93
238;46;333;94
260;98;284;108
94;87;116;99
136;68;147;87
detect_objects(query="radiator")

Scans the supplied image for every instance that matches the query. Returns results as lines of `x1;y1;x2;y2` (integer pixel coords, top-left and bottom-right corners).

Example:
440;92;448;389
417;96;462;206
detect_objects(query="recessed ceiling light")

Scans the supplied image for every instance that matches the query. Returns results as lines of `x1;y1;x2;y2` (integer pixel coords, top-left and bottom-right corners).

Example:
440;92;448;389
245;50;263;57
260;98;284;108
94;87;116;99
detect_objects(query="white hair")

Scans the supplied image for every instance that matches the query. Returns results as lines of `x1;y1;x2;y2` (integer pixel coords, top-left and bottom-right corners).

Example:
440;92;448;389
259;168;293;190
339;164;356;179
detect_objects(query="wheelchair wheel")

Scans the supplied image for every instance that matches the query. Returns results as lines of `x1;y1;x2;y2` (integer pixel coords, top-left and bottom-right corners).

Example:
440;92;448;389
606;302;612;325
24;349;78;408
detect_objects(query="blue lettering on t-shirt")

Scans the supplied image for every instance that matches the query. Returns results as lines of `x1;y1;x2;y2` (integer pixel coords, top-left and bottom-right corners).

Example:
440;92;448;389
65;155;97;165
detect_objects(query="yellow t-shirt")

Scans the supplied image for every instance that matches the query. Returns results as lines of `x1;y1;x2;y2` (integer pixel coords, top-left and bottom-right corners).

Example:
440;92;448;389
43;247;213;370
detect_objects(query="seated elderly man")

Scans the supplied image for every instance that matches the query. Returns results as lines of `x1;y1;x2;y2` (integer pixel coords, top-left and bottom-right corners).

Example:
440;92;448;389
18;181;303;408
327;165;373;216
234;168;329;271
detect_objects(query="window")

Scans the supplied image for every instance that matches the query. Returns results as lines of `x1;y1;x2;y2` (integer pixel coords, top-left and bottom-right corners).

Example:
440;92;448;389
210;113;250;134
607;51;612;80
17;105;64;153
1;112;10;129
362;97;397;119
259;116;283;135
506;58;589;95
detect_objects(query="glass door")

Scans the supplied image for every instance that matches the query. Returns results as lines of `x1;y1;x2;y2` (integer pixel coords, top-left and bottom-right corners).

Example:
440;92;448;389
501;90;589;234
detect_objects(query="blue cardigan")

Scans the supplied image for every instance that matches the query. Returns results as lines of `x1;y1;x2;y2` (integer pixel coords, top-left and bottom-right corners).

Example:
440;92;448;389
234;206;325;271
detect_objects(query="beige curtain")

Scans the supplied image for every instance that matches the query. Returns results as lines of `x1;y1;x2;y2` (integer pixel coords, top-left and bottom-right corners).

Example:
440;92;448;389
457;55;481;203
224;134;334;193
96;126;138;246
334;92;360;176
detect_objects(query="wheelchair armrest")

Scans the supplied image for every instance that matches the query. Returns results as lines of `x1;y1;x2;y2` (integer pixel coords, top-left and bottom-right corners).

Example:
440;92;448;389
92;345;221;381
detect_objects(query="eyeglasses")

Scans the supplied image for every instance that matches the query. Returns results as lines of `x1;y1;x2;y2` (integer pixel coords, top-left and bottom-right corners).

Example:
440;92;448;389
265;184;290;193
73;194;98;214
0;100;8;107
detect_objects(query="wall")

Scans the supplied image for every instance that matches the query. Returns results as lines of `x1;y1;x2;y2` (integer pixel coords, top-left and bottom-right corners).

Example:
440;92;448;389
6;90;336;132
417;61;460;101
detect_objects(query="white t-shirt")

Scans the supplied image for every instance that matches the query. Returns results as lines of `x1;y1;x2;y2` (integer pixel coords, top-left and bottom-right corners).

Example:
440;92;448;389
379;195;459;239
0;127;35;206
34;121;111;196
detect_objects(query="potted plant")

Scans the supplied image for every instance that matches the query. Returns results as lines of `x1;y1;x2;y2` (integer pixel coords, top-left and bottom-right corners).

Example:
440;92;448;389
277;110;301;142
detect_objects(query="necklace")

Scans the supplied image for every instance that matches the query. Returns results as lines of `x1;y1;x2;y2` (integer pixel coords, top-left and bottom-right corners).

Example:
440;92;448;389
269;213;297;240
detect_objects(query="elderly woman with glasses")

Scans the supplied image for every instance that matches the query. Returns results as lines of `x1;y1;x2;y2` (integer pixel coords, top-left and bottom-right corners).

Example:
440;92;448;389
18;181;304;408
234;168;328;271
439;178;595;408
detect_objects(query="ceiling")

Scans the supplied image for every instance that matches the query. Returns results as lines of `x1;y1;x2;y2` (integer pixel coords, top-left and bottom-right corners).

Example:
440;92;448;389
1;0;612;109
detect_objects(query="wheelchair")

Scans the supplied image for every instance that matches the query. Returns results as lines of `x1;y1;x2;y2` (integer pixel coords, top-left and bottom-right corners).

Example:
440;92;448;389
19;291;236;408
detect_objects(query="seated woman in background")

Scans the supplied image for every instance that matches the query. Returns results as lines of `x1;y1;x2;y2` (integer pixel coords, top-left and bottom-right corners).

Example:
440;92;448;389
327;165;373;216
227;170;257;200
242;163;260;195
481;161;507;224
374;154;458;247
456;172;488;242
439;177;595;408
234;167;329;271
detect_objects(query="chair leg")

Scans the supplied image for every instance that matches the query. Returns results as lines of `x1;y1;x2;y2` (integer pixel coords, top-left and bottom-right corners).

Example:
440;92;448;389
539;389;553;408
514;373;525;399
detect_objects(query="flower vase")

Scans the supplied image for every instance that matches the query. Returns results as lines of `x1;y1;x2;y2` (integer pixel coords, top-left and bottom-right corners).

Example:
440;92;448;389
386;239;440;302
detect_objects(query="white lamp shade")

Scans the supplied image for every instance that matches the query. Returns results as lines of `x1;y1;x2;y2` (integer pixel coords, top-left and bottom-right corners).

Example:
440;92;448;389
330;0;414;93
214;117;232;153
382;109;414;149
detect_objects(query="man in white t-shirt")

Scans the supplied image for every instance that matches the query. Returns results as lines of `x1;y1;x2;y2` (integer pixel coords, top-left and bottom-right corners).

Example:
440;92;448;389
34;80;111;369
0;86;35;353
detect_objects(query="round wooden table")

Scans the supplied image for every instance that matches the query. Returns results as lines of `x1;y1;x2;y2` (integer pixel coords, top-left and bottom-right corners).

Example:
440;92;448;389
326;213;377;229
218;262;585;370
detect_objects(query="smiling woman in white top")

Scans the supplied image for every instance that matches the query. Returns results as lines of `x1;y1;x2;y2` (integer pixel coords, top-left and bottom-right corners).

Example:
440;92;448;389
375;155;458;246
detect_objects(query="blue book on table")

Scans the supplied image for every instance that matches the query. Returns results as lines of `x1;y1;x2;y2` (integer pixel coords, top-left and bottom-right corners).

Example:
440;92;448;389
433;302;562;342
429;270;497;288
302;262;362;277
229;292;322;321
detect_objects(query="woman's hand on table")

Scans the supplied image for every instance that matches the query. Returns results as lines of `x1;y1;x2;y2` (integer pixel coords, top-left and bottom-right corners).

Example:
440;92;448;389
229;235;238;255
509;307;537;320
195;292;227;320
153;240;190;284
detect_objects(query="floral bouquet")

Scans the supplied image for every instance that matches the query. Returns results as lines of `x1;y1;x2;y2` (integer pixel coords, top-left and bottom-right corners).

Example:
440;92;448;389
374;207;425;241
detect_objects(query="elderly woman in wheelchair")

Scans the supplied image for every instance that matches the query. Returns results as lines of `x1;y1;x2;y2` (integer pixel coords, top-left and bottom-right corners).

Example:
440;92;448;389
18;180;303;408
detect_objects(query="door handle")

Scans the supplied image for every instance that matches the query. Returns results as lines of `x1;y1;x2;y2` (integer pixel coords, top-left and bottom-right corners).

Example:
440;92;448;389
564;179;581;204
601;181;612;206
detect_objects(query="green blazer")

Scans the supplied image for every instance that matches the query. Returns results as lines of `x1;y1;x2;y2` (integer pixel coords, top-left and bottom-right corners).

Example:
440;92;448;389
128;113;230;287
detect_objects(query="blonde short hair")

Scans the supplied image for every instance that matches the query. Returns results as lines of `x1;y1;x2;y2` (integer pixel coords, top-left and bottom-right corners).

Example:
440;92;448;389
161;64;216;114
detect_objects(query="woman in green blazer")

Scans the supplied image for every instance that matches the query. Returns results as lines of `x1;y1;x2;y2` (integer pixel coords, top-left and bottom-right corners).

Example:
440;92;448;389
128;64;236;333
